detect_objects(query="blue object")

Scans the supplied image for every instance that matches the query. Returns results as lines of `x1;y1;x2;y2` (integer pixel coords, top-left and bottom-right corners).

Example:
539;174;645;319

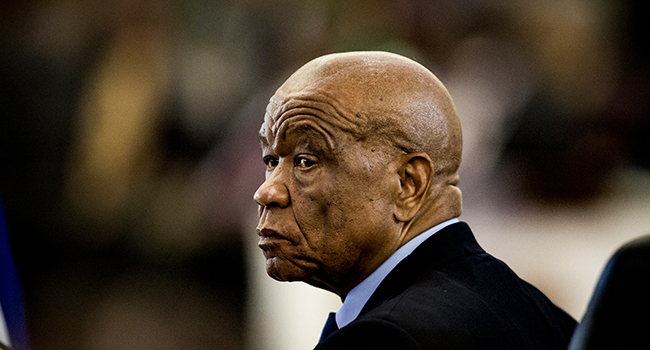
0;195;29;350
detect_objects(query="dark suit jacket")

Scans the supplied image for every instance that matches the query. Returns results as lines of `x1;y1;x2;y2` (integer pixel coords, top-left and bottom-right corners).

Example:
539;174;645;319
315;222;577;350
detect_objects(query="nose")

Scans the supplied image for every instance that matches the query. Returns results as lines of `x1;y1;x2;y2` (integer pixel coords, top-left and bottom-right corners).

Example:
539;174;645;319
253;167;290;208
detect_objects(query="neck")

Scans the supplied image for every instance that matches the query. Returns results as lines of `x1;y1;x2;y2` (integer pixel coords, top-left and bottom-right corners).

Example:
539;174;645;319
400;184;462;247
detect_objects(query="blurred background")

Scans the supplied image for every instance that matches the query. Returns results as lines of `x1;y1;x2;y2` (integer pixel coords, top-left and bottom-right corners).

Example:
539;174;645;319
0;0;648;349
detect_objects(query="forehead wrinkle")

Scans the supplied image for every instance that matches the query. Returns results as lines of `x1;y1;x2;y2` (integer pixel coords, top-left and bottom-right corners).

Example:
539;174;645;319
266;97;282;122
270;90;366;137
274;115;335;153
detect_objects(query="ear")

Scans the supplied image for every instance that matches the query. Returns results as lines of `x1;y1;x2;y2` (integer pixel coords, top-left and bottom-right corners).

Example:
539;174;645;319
394;153;433;222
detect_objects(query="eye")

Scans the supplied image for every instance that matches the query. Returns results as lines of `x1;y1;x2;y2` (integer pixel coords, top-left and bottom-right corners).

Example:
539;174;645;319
295;155;317;169
263;156;278;170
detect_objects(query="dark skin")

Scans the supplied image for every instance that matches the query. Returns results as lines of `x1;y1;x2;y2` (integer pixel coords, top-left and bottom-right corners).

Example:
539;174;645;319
254;51;463;300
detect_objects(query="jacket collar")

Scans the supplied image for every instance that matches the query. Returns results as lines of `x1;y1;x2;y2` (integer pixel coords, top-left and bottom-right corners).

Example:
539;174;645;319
359;222;484;315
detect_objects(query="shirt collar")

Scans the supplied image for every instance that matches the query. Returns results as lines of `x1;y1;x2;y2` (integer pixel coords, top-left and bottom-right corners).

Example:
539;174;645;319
335;218;460;328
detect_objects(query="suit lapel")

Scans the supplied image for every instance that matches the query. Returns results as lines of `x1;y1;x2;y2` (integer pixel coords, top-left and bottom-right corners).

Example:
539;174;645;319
359;222;484;315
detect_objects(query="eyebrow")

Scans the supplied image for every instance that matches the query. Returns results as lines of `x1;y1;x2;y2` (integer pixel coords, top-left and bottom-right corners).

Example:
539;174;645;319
277;117;336;153
259;134;270;147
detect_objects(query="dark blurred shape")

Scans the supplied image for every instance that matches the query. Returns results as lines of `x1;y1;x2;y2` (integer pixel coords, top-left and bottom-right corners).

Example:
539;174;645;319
568;233;650;350
502;93;623;202
609;0;650;170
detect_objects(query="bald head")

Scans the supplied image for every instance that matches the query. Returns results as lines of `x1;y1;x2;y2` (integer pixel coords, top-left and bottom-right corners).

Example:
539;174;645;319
267;51;462;205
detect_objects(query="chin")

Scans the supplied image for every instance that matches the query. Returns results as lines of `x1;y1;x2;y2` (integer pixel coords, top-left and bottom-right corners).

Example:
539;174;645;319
265;257;309;282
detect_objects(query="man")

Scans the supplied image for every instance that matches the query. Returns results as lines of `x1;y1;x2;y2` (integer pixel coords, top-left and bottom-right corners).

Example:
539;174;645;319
253;51;576;349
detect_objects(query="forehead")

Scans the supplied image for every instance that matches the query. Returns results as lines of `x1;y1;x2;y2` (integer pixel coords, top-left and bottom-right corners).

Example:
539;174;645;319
259;89;366;149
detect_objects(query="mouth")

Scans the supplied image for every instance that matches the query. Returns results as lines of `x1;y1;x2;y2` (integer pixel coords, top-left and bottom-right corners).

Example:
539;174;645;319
257;227;292;250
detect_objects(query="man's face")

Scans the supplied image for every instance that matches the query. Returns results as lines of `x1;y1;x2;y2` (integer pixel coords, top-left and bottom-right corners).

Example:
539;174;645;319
253;94;399;294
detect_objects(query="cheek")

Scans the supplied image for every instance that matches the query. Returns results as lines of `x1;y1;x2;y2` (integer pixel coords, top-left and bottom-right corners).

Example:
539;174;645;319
289;188;355;267
293;183;375;253
292;190;338;242
294;180;351;225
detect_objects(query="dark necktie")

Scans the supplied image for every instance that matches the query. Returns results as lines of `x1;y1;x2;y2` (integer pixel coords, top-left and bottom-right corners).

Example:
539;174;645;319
319;312;339;342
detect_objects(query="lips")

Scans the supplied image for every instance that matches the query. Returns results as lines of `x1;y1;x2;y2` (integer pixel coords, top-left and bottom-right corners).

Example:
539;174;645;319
257;227;292;251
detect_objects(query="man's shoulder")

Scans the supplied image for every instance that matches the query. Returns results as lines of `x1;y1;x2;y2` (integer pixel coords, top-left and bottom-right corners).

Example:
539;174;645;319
343;272;575;349
356;259;515;334
348;227;577;349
